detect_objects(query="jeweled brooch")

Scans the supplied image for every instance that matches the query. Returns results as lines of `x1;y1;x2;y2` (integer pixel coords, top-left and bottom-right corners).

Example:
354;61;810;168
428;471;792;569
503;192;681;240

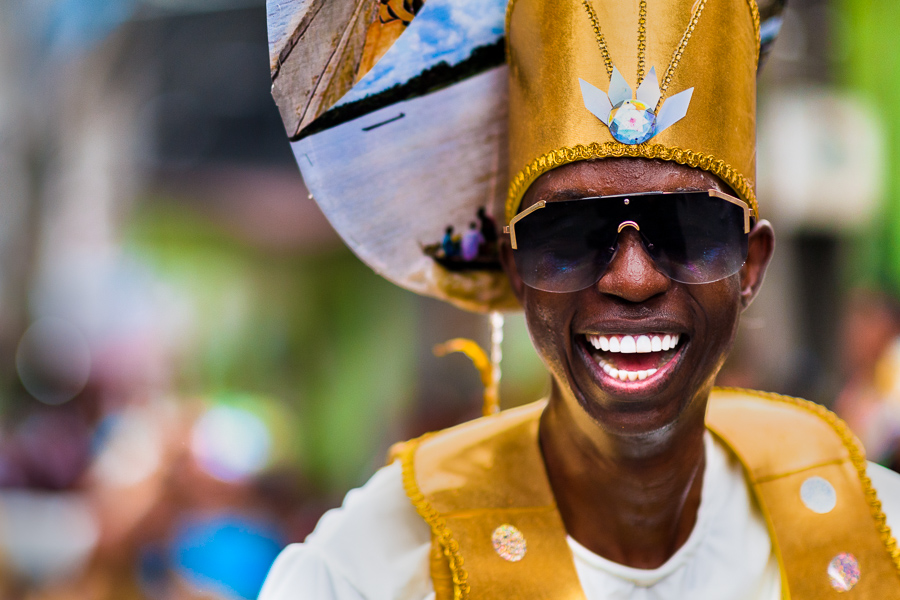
580;66;693;145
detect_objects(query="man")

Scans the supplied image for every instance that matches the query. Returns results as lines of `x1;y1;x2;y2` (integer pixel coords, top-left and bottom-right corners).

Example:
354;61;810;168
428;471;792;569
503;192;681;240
261;0;900;597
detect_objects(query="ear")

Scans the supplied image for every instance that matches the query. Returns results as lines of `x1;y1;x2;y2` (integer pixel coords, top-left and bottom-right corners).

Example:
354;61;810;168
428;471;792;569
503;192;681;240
499;237;527;303
739;220;775;310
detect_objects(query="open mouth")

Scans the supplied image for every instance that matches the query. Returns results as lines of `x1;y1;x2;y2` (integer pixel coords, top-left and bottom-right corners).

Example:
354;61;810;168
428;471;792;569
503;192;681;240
581;333;686;383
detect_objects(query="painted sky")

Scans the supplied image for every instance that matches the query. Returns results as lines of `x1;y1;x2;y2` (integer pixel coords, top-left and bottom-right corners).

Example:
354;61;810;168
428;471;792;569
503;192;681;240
338;0;507;105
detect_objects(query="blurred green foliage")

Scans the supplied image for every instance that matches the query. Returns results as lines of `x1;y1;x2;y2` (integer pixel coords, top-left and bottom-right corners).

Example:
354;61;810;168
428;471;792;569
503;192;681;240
125;198;418;492
838;0;900;297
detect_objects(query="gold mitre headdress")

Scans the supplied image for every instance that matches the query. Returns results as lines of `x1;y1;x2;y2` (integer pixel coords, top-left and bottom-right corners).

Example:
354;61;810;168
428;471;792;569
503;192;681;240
267;0;784;313
507;0;762;222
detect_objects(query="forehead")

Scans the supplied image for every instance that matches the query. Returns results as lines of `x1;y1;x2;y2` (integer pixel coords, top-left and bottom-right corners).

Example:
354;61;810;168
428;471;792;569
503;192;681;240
520;158;729;211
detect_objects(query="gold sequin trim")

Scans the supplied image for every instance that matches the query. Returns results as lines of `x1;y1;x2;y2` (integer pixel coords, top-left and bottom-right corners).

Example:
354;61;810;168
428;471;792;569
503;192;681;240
399;436;471;600
504;142;758;223
715;387;900;576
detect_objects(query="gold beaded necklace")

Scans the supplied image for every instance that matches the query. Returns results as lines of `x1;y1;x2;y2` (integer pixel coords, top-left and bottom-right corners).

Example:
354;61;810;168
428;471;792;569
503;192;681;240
580;0;708;111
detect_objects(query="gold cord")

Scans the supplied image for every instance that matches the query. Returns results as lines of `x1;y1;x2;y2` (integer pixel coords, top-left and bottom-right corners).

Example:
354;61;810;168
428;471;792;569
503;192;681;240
580;0;614;78
637;0;648;83
399;437;471;599
580;0;707;107
715;387;900;574
505;141;758;223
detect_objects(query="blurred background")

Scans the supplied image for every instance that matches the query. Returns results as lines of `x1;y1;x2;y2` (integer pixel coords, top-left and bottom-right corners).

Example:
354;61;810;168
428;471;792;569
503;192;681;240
0;0;897;598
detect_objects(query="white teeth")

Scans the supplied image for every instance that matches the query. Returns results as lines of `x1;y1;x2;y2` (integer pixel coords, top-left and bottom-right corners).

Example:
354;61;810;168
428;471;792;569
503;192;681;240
589;334;681;354
636;335;651;353
595;356;662;383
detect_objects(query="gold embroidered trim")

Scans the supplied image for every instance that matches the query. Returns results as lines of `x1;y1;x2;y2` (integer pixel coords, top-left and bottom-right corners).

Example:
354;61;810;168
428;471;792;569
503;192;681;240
715;386;900;575
505;142;758;223
399;436;471;600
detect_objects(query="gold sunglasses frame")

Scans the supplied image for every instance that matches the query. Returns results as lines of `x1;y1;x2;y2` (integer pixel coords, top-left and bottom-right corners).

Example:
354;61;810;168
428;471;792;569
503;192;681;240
502;189;751;250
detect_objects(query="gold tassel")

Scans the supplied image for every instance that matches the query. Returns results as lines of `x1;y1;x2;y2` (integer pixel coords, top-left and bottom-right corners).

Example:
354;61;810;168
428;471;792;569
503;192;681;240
433;312;504;416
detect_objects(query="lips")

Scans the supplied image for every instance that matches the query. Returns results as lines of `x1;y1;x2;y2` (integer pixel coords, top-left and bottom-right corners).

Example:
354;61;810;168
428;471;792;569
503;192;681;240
580;333;686;384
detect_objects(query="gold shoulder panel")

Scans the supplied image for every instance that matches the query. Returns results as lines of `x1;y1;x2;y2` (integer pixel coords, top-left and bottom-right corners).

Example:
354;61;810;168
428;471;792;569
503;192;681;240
708;387;900;597
396;390;900;597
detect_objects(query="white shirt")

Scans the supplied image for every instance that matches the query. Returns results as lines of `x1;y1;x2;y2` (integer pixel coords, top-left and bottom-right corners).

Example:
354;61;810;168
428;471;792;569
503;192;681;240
259;435;900;600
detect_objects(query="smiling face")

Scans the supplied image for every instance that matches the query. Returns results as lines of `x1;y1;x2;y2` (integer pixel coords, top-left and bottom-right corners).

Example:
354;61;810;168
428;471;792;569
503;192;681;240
501;158;774;439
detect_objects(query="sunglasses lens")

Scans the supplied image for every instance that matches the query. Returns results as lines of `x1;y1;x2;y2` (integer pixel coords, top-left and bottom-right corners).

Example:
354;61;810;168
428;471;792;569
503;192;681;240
511;192;748;292
641;193;748;284
513;201;617;292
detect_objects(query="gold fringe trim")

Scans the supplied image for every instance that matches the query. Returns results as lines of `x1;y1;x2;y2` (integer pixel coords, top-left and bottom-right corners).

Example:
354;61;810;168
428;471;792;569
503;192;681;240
505;142;758;224
398;436;471;600
715;386;900;575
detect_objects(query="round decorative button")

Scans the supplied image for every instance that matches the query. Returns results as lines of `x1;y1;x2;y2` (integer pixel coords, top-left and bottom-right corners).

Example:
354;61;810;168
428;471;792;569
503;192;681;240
801;476;837;514
492;524;526;562
827;553;860;592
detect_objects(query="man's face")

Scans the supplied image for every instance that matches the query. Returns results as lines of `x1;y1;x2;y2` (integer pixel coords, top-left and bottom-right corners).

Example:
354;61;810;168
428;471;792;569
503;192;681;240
501;158;774;438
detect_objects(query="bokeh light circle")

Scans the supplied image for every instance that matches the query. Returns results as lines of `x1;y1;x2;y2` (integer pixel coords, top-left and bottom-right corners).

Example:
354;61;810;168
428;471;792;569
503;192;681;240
190;406;272;483
16;318;91;406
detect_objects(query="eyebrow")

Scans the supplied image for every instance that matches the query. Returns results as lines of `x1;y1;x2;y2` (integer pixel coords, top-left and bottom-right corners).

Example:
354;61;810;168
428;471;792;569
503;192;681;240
536;189;596;203
538;186;708;202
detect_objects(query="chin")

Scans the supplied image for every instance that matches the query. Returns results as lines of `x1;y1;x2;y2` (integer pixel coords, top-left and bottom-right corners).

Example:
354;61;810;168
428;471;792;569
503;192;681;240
564;334;717;439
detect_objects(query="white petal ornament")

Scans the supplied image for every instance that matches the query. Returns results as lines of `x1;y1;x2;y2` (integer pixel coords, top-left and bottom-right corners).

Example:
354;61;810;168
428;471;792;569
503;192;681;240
579;66;694;145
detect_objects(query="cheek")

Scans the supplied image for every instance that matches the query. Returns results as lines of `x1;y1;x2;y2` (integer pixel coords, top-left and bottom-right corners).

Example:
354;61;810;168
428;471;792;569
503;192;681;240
693;278;743;360
522;292;571;373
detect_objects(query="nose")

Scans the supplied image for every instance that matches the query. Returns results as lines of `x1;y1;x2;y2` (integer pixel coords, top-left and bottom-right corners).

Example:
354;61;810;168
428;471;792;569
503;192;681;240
595;229;670;302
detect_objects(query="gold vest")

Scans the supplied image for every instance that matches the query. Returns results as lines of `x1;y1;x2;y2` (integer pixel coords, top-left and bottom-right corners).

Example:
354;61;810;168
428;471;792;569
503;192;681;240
391;388;900;599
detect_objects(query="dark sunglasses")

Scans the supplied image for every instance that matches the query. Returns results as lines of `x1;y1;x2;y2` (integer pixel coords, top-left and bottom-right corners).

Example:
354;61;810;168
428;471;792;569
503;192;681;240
503;190;751;293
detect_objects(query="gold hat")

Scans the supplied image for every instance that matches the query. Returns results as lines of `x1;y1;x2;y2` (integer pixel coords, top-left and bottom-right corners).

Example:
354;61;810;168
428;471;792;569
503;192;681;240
268;0;783;313
506;0;761;223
